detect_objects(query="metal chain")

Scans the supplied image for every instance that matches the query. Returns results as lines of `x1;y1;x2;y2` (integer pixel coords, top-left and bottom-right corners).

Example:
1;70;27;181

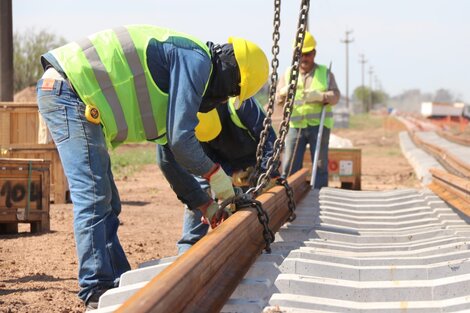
252;0;281;184
219;193;275;253
223;0;310;253
252;200;275;253
248;0;310;197
276;177;296;222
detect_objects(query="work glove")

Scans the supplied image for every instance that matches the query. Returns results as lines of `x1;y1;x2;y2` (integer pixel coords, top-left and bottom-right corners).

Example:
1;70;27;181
204;164;236;200
200;199;232;229
278;85;289;97
303;90;324;103
232;166;255;187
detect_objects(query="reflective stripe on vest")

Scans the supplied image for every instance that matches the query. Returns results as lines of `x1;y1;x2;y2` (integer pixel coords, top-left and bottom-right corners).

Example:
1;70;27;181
290;111;333;122
285;64;333;129
76;36;129;142
51;25;211;147
227;98;247;130
226;97;266;141
115;27;156;140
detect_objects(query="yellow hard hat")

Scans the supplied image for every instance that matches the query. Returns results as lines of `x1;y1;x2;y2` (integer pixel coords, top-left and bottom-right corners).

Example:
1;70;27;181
298;31;317;53
228;37;269;102
195;109;222;142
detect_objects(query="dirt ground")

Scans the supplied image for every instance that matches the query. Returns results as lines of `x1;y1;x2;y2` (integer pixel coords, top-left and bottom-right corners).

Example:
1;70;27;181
0;115;421;313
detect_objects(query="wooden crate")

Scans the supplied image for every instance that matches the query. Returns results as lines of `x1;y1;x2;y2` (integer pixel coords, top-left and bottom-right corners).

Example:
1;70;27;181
0;102;39;145
303;148;362;190
0;144;69;203
0;158;50;233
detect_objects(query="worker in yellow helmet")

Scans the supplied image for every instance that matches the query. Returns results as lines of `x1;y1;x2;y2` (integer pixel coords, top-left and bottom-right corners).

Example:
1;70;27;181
276;31;341;187
157;96;280;254
36;24;268;309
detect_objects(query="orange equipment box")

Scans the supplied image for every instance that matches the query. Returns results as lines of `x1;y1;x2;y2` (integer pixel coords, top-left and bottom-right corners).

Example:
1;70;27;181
303;148;361;190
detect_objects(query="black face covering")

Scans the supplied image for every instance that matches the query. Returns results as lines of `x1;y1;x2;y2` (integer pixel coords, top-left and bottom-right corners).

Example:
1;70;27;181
199;42;241;113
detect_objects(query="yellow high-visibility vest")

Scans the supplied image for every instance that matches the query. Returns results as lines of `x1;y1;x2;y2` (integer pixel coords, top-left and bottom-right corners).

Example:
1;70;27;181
286;64;334;129
50;25;211;147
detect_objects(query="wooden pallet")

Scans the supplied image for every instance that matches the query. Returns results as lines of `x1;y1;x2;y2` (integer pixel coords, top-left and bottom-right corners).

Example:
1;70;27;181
0;102;39;145
0;102;68;203
0;158;50;234
0;145;69;204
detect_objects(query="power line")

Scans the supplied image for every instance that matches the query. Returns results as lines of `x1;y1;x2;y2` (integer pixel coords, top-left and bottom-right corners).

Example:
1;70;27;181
340;29;354;112
368;66;374;111
358;54;367;112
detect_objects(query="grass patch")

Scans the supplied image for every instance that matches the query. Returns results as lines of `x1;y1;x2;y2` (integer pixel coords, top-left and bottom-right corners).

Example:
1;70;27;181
109;144;156;179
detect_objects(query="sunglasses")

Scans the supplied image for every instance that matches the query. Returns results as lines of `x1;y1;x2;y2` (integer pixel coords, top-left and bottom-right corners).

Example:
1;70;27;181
301;51;315;57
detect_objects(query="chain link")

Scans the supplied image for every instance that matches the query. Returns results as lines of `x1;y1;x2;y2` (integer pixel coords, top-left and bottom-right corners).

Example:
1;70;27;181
252;0;281;184
250;0;310;196
276;177;296;222
238;198;275;253
221;193;274;253
234;0;310;253
252;200;275;253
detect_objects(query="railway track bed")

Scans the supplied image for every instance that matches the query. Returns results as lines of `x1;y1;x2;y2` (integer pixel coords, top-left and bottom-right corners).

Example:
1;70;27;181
94;185;470;313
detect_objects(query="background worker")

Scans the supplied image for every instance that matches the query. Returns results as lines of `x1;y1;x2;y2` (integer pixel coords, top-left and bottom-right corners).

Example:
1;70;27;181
157;97;280;254
276;31;340;188
36;24;268;309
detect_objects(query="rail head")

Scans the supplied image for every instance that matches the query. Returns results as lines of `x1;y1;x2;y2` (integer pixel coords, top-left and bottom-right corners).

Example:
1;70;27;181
429;167;470;217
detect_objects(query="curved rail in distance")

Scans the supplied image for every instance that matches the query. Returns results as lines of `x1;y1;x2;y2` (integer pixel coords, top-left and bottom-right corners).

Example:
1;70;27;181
428;168;470;217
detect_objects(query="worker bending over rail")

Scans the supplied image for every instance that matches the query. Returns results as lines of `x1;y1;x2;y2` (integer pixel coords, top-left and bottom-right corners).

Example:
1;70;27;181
276;31;340;188
36;24;268;310
157;97;280;254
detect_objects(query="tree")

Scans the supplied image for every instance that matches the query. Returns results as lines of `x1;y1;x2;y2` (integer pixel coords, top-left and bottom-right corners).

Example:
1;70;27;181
13;29;66;93
371;90;389;108
352;86;389;112
433;88;454;102
352;86;370;112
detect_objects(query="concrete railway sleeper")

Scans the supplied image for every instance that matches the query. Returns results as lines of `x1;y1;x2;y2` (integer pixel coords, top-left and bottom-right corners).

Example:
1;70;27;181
90;165;470;313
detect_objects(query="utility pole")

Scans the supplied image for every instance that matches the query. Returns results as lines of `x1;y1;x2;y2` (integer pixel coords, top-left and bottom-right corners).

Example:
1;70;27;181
358;54;367;112
368;66;374;111
340;29;354;112
0;0;13;101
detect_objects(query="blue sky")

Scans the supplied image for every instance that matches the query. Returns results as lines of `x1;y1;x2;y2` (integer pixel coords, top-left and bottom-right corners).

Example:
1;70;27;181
13;0;470;102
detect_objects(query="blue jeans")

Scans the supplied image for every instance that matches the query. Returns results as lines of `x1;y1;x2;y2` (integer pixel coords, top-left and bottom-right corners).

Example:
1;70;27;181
177;204;209;254
282;125;330;188
36;79;130;302
177;176;210;254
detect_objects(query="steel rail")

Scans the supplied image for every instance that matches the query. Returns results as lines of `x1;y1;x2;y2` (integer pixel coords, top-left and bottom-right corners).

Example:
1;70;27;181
116;168;310;313
410;132;470;178
437;130;470;147
428;168;470;217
